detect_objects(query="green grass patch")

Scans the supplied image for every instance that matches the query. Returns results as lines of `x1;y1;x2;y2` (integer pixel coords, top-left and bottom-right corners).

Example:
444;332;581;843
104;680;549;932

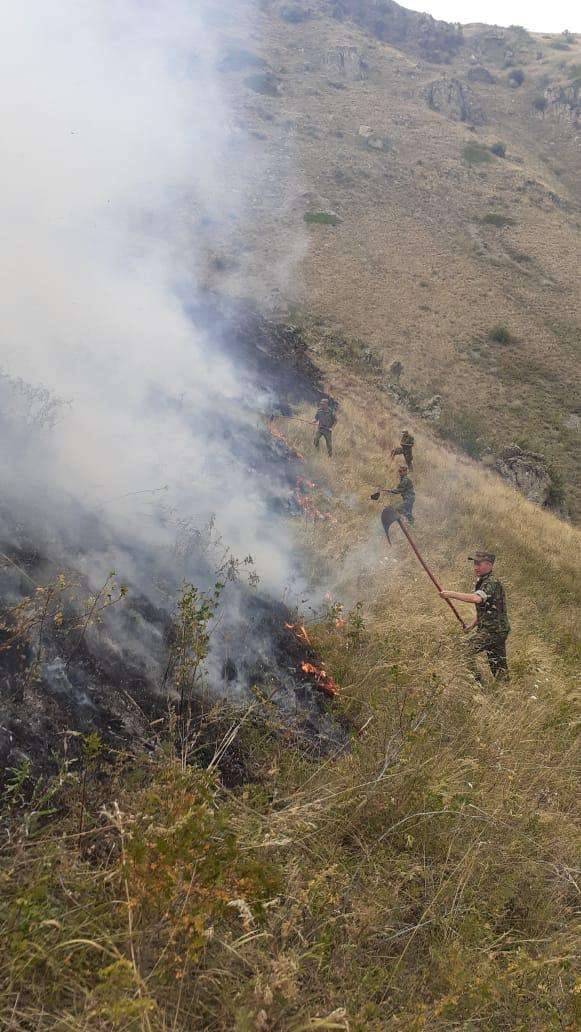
463;142;492;166
488;324;514;345
304;211;341;226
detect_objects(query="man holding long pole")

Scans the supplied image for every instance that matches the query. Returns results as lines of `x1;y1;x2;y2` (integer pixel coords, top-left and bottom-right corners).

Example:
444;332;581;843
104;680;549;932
440;551;510;680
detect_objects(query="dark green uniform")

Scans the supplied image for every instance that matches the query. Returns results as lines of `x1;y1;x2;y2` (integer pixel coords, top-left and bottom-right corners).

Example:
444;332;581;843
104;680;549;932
468;571;510;679
314;405;336;456
392;431;414;470
389;473;415;523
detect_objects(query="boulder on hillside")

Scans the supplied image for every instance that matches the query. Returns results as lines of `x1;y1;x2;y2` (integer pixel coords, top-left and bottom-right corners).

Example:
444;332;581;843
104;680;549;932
494;445;554;507
323;45;369;81
426;77;485;124
542;82;581;126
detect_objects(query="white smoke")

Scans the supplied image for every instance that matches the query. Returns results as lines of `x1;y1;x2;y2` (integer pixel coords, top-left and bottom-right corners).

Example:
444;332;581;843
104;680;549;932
0;1;303;600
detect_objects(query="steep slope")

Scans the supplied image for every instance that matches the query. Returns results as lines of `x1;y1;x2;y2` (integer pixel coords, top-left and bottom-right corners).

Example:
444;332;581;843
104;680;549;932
212;1;581;518
2;353;579;1030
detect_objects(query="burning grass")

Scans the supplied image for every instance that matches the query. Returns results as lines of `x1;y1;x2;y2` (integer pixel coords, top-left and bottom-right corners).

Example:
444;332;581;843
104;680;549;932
1;375;580;1030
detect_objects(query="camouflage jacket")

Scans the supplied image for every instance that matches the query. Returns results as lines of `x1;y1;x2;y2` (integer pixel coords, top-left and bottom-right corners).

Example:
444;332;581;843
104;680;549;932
315;407;337;430
401;432;414;448
475;572;510;638
390;475;415;500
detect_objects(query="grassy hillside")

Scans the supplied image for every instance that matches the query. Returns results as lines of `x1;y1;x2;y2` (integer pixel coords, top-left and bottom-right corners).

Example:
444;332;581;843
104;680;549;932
2;366;579;1030
212;1;581;519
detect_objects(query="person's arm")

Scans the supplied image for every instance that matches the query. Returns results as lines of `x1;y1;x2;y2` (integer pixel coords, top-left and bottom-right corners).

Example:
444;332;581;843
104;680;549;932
439;590;484;604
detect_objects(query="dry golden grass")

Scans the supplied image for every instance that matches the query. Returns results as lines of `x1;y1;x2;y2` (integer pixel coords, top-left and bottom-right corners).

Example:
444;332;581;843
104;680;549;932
2;364;578;1030
221;4;581;518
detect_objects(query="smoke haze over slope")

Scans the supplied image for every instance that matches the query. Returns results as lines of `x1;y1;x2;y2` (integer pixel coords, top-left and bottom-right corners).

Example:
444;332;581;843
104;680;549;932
0;1;305;602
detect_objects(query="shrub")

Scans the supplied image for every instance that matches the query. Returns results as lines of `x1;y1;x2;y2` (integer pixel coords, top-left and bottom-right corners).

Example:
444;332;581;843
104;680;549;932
482;213;515;227
304;211;341;226
551;41;570;51
488;324;513;345
244;72;280;96
533;96;548;112
463;142;492;166
545;467;566;509
508;68;525;87
439;409;484;458
490;141;506;157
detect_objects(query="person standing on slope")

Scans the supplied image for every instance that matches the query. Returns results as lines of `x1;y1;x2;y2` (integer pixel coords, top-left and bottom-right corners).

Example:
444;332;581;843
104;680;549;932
440;550;510;680
313;397;337;457
391;429;414;470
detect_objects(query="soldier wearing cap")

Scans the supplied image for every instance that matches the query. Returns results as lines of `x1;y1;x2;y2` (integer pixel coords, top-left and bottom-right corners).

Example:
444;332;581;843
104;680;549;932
313;397;337;457
440;551;510;679
391;430;414;470
373;465;415;523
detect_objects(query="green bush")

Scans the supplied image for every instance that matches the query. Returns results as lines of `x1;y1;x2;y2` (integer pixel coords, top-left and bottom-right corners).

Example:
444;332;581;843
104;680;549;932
463;142;492;166
488;324;514;345
490;141;506;157
244;72;280;96
482;213;515;227
508;68;525;87
304;211;341;226
439;409;485;458
533;96;548;112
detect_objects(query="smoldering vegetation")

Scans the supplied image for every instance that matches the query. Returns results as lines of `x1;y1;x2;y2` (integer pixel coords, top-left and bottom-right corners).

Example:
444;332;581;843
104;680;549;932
0;1;340;771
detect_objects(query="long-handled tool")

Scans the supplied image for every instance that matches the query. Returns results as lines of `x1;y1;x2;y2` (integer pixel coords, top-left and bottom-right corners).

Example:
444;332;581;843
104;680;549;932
380;506;467;629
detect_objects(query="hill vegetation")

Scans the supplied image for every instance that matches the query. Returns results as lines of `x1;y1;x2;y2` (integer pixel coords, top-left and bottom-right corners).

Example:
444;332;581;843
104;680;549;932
2;356;579;1030
1;3;580;1030
214;0;581;520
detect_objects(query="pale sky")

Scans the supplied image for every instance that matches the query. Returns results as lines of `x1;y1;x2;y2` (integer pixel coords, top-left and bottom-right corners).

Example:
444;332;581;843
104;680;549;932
404;1;580;33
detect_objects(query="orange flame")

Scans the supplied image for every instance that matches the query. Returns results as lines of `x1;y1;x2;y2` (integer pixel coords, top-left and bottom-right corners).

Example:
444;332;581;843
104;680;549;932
300;661;339;697
285;622;312;647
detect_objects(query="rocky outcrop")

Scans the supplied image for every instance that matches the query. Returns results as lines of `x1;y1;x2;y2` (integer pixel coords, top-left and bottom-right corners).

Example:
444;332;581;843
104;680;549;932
328;0;463;63
542;82;581;127
495;446;554;507
426;77;485;124
323;45;369;81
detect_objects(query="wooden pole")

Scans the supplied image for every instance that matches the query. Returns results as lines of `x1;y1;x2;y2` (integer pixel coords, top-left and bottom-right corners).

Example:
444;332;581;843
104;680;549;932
396;519;467;629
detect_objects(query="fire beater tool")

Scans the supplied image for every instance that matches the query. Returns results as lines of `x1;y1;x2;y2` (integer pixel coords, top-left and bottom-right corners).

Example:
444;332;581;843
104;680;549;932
379;506;467;629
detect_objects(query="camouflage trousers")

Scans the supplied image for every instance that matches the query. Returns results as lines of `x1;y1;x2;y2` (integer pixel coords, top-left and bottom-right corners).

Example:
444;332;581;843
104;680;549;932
393;445;413;469
314;428;333;456
465;631;509;680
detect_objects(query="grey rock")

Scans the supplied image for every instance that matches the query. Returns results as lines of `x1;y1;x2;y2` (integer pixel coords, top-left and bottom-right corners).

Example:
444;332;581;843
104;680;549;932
426;77;485;124
494;445;553;506
323;45;369;81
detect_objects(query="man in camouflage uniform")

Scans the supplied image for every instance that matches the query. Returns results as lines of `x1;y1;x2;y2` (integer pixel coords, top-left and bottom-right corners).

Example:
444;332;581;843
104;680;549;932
387;465;415;523
391;430;414;470
440;551;510;680
313;397;337;457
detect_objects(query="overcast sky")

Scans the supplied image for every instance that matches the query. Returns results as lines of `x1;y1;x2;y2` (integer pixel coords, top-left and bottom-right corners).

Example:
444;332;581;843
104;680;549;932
404;1;580;33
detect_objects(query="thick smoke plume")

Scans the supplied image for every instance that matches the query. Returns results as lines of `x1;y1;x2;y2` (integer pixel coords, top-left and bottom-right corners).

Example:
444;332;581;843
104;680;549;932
0;2;305;605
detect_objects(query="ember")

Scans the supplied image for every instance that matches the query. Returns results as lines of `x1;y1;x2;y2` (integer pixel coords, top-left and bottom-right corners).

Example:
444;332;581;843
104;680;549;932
293;476;335;523
300;661;339;697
